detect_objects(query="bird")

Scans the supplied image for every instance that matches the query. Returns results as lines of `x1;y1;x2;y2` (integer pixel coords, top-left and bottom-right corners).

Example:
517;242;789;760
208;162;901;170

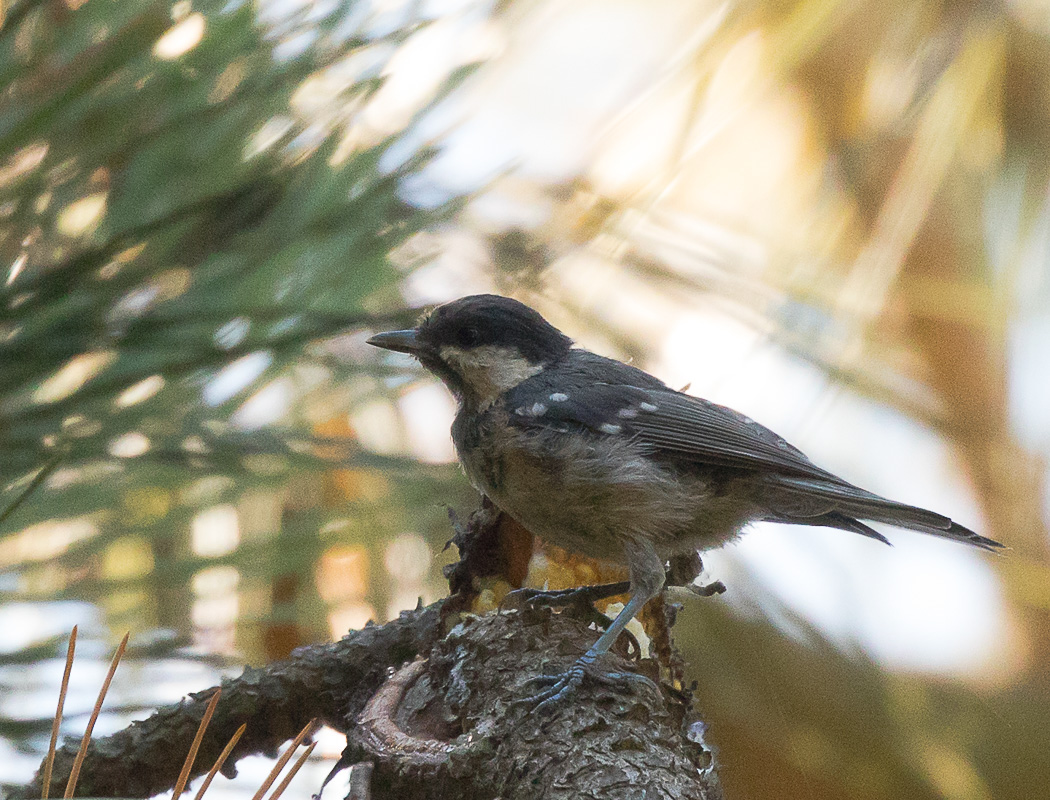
367;294;1002;711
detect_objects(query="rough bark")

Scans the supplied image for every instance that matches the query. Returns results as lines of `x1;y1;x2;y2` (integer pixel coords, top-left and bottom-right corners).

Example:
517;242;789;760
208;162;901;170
350;605;719;800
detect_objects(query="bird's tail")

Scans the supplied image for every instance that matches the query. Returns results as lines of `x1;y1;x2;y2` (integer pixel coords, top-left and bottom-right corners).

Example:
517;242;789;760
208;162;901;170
761;475;1003;552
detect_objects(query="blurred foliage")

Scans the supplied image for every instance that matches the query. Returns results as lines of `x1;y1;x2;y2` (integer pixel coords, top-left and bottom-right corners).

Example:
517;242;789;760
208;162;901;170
680;590;1050;800
0;0;455;489
0;0;476;776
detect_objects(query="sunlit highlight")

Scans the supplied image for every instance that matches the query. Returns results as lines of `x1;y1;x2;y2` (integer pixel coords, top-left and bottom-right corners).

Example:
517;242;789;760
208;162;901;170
33;350;116;404
203;351;272;406
244;116;293;159
398;382;457;463
107;268;193;328
108;432;151;458
102;536;155;580
327;602;376;638
191;505;241;557
362;20;466;135
230;377;293;430
384;532;432;618
316;545;369;604
0;517;98;567
115;375;165;408
61;413;102;438
350;399;404;455
6;253;26;286
56;192;107;236
153;13;206;61
191;565;239;653
0;142;47;189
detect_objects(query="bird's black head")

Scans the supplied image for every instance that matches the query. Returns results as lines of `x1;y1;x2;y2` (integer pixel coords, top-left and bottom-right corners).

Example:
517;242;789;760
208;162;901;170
368;294;573;404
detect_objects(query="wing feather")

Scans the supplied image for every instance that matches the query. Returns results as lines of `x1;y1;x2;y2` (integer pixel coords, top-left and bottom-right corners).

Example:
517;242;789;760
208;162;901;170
509;374;845;484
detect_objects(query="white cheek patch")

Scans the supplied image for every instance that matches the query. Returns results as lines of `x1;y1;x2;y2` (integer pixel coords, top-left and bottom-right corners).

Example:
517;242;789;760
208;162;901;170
439;344;543;405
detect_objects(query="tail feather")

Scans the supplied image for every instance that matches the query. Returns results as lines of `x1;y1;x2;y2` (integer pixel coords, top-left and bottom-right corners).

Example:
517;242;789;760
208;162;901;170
769;511;892;545
762;475;1004;551
878;516;1003;552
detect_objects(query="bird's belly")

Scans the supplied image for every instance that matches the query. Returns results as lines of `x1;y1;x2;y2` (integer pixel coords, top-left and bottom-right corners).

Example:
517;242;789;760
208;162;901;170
457;423;756;563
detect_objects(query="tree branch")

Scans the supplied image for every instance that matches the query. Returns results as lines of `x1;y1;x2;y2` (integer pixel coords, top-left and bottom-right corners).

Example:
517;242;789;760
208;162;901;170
17;601;444;799
18;506;722;800
348;605;721;800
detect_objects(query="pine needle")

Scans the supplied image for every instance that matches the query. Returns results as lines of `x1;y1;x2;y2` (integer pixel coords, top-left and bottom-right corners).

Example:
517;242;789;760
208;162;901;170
63;631;129;799
248;719;318;800
265;742;316;800
192;723;247;800
42;626;77;800
0;456;62;526
172;689;223;800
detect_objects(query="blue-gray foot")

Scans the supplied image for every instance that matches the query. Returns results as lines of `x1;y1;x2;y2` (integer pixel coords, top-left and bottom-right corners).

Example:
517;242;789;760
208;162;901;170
518;651;659;716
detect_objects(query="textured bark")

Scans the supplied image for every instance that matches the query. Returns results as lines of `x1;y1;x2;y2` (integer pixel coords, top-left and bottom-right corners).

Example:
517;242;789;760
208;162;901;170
349;606;720;800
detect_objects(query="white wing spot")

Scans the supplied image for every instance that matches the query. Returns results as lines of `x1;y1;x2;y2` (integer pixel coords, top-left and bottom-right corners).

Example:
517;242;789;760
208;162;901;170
515;402;548;417
549;392;569;402
617;407;639;419
639;402;658;412
599;423;623;435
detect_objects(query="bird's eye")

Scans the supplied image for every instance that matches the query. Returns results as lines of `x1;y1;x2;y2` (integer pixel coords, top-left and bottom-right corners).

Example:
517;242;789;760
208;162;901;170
457;326;481;347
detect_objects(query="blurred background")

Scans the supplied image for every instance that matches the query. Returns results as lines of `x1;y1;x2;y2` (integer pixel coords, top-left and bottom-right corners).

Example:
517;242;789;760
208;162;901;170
1;0;1048;797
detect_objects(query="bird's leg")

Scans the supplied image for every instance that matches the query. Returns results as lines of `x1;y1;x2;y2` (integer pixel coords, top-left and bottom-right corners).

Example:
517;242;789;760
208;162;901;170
519;537;665;715
504;581;632;609
505;550;713;616
522;590;660;714
502;581;631;630
503;580;644;658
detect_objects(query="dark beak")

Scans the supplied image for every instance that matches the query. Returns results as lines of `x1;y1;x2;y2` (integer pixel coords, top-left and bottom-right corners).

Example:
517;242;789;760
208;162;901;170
367;329;422;355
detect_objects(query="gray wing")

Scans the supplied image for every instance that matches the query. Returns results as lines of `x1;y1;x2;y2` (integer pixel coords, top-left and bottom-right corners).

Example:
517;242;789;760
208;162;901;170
509;376;850;482
506;373;1001;551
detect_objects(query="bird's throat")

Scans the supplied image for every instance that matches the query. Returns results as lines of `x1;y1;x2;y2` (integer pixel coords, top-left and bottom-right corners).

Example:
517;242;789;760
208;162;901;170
438;344;544;409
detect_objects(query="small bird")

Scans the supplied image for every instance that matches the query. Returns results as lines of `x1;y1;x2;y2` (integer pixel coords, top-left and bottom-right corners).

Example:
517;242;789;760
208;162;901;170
368;294;1002;709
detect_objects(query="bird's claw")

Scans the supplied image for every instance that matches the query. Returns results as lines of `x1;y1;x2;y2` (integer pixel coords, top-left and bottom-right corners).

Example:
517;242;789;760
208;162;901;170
502;583;631;630
502;585;644;659
515;652;659;716
503;582;629;612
